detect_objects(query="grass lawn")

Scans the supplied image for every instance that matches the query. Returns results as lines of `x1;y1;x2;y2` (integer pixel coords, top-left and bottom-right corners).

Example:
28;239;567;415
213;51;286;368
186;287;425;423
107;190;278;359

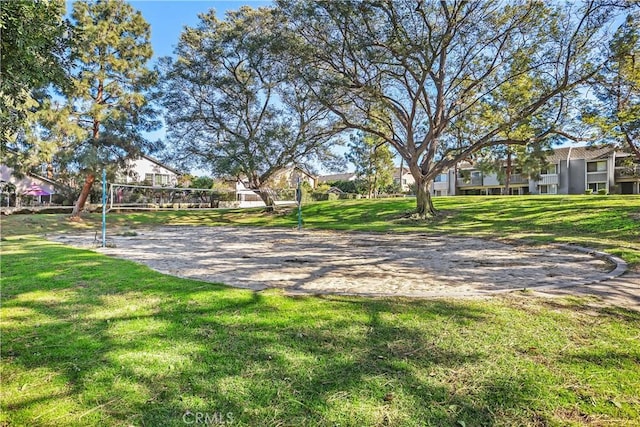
1;195;639;426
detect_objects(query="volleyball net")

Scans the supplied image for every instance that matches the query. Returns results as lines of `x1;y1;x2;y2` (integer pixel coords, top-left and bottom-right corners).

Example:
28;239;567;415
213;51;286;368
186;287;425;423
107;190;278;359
106;183;297;212
107;183;236;211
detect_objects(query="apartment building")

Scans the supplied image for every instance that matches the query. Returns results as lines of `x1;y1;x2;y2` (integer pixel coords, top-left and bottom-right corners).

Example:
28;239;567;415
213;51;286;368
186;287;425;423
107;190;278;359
431;145;640;196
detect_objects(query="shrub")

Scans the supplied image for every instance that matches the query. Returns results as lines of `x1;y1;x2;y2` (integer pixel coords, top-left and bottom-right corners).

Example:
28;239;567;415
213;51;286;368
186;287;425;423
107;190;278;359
338;193;359;199
597;188;608;195
328;179;367;195
584;189;593;195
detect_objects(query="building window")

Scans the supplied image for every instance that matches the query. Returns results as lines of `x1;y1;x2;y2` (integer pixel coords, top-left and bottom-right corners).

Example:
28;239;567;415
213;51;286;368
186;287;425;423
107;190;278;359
587;161;607;172
539;184;557;194
588;182;607;192
541;164;557;174
144;173;171;186
434;173;448;183
156;174;170;185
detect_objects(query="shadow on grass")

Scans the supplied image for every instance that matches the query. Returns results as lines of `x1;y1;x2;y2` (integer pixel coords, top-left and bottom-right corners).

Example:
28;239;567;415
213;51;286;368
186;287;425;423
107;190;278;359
2;237;639;426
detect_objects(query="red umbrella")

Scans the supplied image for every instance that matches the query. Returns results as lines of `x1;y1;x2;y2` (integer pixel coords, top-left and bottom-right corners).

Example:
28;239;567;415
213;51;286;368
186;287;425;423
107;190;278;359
23;184;51;196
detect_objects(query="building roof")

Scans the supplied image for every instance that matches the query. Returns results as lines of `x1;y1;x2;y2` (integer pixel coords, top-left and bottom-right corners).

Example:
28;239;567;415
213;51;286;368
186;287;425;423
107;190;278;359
139;154;183;175
291;166;317;180
27;172;59;186
394;166;411;175
0;159;61;188
456;161;475;170
318;172;357;182
546;145;615;163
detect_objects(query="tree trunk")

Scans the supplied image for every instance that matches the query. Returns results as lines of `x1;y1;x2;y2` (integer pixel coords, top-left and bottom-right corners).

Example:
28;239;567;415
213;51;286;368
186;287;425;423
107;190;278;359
453;165;458;196
504;150;512;195
71;95;101;218
372;173;378;198
368;154;374;199
415;176;436;218
71;173;96;218
259;187;275;211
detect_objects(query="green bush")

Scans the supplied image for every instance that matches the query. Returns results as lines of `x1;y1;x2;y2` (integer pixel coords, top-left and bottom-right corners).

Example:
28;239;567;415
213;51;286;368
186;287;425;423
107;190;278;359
339;193;359;199
328;179;366;194
311;191;338;202
584;189;593;195
597;188;608;195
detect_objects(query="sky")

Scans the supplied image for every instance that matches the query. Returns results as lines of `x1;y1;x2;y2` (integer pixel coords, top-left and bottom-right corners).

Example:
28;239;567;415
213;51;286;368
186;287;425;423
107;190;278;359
128;1;272;62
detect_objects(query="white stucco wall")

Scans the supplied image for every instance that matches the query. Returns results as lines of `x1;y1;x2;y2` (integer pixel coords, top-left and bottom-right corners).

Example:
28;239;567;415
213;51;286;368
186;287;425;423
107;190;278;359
119;157;179;186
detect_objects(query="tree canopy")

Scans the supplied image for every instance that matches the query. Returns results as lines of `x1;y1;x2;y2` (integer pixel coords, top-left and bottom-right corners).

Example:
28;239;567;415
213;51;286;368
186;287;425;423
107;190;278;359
0;0;68;156
583;11;640;160
346;132;396;198
279;0;626;216
2;0;634;216
158;6;343;206
45;0;159;216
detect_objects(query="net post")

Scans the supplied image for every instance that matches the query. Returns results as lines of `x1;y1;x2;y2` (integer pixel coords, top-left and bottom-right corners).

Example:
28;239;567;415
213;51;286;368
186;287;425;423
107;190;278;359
102;169;107;248
296;177;302;231
109;183;114;212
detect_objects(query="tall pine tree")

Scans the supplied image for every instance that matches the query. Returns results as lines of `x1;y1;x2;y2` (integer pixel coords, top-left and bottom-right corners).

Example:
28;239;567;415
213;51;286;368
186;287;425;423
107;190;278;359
55;0;158;217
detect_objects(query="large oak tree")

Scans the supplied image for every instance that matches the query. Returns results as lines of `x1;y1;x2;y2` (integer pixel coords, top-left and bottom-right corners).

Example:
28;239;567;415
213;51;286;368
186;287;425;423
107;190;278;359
280;0;624;216
584;11;640;160
158;6;343;207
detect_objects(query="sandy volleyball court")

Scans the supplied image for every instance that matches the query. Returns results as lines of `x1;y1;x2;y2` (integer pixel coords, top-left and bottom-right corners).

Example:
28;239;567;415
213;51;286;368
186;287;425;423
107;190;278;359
51;226;627;298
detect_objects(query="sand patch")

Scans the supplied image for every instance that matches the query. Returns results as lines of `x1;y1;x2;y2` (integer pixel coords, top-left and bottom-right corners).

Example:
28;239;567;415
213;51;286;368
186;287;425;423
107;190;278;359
50;226;624;298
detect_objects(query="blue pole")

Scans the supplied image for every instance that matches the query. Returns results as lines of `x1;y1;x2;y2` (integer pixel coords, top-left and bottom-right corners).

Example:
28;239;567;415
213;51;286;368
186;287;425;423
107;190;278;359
102;168;107;248
297;177;302;231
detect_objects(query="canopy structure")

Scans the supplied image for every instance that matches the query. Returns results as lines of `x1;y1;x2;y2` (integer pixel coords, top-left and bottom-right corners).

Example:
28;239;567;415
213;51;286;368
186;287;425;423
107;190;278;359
23;184;51;196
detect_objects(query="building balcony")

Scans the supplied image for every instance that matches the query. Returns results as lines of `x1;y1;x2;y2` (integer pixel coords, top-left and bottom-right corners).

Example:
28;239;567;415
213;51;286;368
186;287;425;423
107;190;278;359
615;166;640;179
537;174;559;185
482;175;501;186
433;181;449;191
456;172;529;188
508;173;529;185
587;171;608;183
457;176;483;187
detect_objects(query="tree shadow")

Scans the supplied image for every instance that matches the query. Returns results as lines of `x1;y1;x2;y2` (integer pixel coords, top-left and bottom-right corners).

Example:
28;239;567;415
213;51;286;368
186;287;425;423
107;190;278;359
3;237;639;425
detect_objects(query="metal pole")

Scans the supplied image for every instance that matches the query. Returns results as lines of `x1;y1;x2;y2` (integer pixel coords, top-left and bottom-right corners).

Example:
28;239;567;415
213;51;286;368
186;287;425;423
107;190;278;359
109;183;114;211
297;177;302;231
102;168;107;248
